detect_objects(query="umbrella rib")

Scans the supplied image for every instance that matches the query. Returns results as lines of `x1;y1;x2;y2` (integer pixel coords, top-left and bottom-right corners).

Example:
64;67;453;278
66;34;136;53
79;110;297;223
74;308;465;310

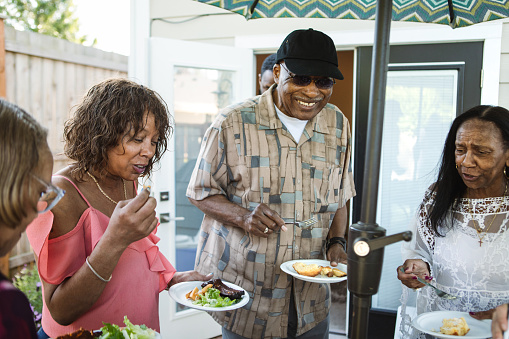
247;0;260;19
447;0;456;28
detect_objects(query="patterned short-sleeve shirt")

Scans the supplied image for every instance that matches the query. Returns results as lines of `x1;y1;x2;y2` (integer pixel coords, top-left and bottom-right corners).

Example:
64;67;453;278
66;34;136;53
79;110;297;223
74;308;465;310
187;87;356;338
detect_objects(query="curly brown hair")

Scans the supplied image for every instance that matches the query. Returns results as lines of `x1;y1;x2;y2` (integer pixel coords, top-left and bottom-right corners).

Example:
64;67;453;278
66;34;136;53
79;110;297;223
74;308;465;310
64;78;173;180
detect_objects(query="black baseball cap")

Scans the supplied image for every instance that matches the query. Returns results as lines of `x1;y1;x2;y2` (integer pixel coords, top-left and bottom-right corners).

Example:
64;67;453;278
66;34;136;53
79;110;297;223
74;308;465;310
276;28;343;80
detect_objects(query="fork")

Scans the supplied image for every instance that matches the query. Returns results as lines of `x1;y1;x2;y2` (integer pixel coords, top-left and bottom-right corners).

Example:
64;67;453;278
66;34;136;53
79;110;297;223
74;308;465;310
416;276;457;300
284;217;318;228
400;268;457;300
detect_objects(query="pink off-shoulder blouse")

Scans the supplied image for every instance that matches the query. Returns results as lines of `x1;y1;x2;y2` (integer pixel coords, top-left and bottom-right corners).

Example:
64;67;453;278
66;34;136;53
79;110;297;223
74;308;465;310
26;176;176;338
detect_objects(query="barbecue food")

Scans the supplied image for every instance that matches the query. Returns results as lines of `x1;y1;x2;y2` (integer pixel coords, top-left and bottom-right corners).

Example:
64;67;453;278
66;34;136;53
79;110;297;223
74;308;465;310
332;267;347;277
186;283;213;301
201;278;245;300
292;262;347;278
320;266;333;276
55;328;97;339
440;317;470;336
292;262;322;277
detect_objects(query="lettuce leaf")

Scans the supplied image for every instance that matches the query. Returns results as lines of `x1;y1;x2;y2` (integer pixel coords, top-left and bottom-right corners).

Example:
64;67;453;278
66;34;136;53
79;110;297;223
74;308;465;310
192;287;238;307
98;323;124;339
98;316;157;339
123;316;157;339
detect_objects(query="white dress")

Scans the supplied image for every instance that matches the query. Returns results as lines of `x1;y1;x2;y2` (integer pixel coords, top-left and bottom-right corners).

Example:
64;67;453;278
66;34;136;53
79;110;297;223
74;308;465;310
398;188;509;338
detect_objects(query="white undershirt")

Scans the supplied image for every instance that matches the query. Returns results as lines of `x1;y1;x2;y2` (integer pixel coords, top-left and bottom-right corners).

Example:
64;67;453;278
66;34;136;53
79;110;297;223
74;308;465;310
274;104;308;143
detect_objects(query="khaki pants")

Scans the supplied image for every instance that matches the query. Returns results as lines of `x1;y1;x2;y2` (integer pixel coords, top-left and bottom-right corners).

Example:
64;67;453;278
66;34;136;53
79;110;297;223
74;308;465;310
222;283;330;339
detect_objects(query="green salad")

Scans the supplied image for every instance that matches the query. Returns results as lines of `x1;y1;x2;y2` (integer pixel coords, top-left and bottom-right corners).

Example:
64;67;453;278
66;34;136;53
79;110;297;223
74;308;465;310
98;316;157;339
193;287;238;307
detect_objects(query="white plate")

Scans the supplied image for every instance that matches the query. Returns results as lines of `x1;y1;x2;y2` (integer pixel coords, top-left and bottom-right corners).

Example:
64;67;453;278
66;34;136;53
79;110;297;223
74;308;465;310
168;280;249;312
412;311;492;338
280;259;347;283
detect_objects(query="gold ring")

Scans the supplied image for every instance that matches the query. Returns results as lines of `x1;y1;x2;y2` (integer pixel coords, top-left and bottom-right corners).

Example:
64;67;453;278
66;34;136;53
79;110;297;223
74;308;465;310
264;227;269;234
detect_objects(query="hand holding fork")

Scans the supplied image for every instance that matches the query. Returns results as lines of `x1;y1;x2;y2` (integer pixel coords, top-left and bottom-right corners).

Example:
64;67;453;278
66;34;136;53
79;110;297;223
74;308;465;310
397;261;457;300
284;217;318;228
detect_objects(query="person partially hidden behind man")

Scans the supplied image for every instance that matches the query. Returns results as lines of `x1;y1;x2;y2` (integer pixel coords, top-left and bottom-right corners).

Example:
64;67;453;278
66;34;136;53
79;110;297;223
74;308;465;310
258;53;276;94
187;28;356;339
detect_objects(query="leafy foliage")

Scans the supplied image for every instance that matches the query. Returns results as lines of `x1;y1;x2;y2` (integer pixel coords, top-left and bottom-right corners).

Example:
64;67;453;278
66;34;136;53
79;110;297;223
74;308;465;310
0;0;94;45
12;264;43;330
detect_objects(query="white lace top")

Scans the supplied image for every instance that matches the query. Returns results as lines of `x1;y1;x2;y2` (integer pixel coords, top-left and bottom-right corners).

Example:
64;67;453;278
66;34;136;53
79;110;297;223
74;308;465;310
398;188;509;338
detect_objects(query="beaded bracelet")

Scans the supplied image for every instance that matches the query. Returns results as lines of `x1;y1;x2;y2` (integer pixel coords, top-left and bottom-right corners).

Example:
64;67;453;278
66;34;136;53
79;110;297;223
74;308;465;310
326;237;347;252
86;256;112;283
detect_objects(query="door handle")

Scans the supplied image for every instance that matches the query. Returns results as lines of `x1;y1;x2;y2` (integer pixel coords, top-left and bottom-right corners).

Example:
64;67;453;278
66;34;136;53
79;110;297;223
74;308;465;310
159;213;185;223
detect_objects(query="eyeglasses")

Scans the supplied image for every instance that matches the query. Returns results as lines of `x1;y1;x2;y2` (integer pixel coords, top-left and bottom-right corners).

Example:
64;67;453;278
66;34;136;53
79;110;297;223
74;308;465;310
31;175;66;214
280;63;335;89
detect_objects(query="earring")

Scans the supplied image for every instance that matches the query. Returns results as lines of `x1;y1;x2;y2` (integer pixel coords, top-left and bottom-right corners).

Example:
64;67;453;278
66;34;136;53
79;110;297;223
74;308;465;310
505;167;509;180
456;164;458;169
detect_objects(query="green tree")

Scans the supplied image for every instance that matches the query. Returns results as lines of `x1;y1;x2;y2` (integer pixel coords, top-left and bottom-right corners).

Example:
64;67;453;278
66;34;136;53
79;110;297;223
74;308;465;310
0;0;93;45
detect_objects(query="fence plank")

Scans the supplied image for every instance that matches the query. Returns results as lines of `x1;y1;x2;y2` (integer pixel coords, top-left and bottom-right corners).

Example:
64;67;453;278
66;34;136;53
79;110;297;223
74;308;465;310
0;18;6;277
30;56;43;121
0;17;5;97
14;53;29;110
5;52;14;100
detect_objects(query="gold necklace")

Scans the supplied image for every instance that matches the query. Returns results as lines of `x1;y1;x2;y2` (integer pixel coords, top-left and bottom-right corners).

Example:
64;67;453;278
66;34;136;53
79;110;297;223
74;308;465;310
87;171;127;205
468;182;507;247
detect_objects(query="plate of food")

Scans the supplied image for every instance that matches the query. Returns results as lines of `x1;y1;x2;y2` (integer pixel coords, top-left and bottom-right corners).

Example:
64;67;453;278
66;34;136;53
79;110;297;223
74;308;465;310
411;311;492;338
169;278;249;312
280;259;347;283
54;316;161;338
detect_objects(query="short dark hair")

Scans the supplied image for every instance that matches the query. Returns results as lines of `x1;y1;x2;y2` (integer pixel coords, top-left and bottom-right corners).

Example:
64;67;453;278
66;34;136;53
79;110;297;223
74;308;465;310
261;54;277;74
64;78;173;181
430;105;509;236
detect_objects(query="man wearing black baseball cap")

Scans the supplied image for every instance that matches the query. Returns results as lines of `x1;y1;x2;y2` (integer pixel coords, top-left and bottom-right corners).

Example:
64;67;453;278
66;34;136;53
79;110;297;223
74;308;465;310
276;28;344;80
188;28;355;339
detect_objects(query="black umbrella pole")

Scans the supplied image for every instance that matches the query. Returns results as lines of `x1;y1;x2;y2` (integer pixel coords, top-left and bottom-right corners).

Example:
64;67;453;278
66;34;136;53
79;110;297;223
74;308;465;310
351;294;371;339
361;0;393;224
348;0;393;338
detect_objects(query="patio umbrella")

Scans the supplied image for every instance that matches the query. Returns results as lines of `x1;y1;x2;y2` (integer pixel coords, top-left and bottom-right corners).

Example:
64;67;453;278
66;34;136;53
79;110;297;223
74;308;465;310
196;0;509;27
194;0;509;338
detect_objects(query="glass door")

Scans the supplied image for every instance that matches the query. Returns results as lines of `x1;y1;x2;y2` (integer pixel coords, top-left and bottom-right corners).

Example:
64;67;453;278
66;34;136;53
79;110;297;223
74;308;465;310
373;68;459;311
149;37;254;339
173;67;235;280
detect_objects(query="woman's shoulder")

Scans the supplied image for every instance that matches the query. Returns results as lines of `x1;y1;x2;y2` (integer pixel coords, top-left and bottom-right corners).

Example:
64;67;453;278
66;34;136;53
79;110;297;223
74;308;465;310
50;167;90;238
52;167;78;190
52;168;89;210
421;183;437;202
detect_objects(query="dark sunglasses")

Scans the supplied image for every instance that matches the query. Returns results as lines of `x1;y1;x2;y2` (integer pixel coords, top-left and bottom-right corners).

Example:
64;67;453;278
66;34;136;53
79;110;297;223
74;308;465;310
280;63;335;90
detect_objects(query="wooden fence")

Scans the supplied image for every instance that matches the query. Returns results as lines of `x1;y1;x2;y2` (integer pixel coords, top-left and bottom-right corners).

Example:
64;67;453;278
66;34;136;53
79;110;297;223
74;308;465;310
1;21;128;276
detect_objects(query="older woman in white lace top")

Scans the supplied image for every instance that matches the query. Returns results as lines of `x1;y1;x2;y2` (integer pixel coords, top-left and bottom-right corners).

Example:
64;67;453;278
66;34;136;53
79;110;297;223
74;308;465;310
396;105;509;338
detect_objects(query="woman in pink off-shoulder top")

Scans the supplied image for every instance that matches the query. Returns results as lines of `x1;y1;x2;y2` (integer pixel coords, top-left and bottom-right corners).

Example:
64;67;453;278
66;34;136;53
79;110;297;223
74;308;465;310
26;79;211;339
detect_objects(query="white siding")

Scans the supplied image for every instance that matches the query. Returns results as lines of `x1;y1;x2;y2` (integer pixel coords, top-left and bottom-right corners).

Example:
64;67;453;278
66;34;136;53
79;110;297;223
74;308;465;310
500;23;509;108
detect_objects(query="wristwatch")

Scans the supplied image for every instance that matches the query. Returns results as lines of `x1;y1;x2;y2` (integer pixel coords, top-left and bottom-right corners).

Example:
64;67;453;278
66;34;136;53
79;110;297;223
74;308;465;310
326;236;347;252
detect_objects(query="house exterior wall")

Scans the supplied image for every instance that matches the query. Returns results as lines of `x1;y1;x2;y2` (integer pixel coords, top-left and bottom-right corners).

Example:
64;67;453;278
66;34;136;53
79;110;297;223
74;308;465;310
500;22;509;108
144;0;508;106
149;0;400;46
